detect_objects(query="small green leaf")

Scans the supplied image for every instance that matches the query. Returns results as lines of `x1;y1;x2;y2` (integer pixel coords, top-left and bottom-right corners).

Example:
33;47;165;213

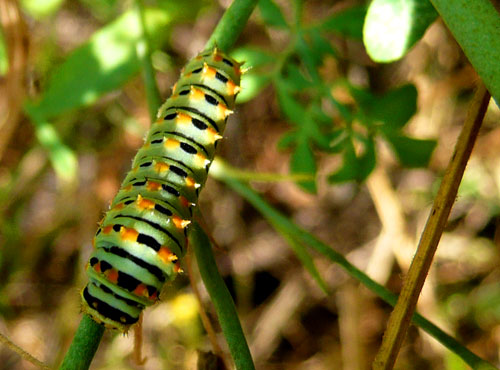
21;0;64;19
258;0;289;28
308;29;338;58
0;30;8;76
276;79;307;125
26;5;193;120
328;136;376;183
277;130;298;150
236;73;271;104
385;133;436;167
363;0;438;62
290;139;317;193
284;64;313;90
231;47;276;68
357;84;418;130
320;5;367;39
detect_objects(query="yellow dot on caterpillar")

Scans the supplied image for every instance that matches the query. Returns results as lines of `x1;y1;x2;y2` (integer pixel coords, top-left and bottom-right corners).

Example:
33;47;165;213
202;62;216;79
207;128;223;143
218;104;233;120
190;86;205;100
158;247;178;263
172;215;191;229
176;112;191;125
155;162;169;172
132;166;139;173
227;80;240;96
195;153;210;167
164;138;180;149
92;302;98;308
185;177;198;188
120;316;127;323
120;227;139;241
136;195;155;210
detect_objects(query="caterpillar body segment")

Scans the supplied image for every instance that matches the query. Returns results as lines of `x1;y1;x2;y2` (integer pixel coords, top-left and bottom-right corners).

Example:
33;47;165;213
81;48;241;332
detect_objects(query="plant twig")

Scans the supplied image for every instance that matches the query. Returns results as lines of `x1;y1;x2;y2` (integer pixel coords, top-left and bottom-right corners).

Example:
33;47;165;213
205;0;258;52
213;174;496;369
0;331;50;369
189;222;256;370
135;0;162;122
59;315;105;370
373;82;491;369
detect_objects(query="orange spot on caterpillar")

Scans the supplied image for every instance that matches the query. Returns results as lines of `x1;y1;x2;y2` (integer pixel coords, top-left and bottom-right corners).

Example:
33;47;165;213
190;86;205;100
154;117;163;125
217;103;233;120
107;269;119;283
226;80;241;96
146;181;162;191
154;162;169;173
176;112;191;125
102;225;113;234
120;227;139;242
164;138;180;150
180;196;190;208
133;284;147;297
149;291;158;301
136;195;155;210
206;127;223;143
123;184;133;192
113;203;124;211
185;72;192;78
195;153;210;167
172;215;191;229
202;62;216;79
213;52;223;62
174;262;183;274
94;262;101;273
185;177;196;188
158;247;178;264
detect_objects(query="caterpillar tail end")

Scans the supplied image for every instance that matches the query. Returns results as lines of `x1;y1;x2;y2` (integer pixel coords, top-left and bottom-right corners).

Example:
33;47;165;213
80;286;134;333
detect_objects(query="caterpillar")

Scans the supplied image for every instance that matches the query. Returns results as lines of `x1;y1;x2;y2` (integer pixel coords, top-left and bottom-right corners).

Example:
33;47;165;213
81;48;242;332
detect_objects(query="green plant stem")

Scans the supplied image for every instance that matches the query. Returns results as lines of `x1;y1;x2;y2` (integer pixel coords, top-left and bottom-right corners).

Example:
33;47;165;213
59;315;105;370
373;83;491;369
135;0;162;122
189;222;255;370
205;0;258;52
211;173;496;370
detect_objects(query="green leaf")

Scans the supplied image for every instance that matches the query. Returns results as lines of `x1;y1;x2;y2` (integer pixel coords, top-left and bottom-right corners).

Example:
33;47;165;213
328;136;376;183
356;84;418;130
275;79;307;125
385;133;436;167
258;0;289;28
231;47;276;68
284;64;313;90
21;0;64;19
290;139;317;193
320;5;367;40
26;5;193;120
236;73;271;104
430;0;500;106
363;0;438;62
0;30;8;76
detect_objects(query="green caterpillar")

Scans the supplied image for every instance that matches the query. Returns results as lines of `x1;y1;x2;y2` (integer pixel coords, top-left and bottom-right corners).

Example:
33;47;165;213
81;48;242;332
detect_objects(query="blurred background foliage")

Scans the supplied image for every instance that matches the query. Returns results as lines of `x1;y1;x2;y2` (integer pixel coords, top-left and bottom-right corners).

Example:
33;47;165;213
0;0;499;369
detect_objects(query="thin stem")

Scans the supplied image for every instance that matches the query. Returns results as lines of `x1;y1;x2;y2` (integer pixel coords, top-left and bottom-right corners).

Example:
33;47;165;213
205;0;258;52
373;82;491;369
214;174;496;370
189;222;255;370
135;0;162;122
59;315;105;370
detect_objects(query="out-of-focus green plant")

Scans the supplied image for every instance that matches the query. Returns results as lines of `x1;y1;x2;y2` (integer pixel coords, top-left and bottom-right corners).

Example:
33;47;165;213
232;0;437;192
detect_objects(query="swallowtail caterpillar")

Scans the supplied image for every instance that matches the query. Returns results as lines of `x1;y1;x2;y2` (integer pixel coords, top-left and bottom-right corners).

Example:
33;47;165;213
81;48;242;331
